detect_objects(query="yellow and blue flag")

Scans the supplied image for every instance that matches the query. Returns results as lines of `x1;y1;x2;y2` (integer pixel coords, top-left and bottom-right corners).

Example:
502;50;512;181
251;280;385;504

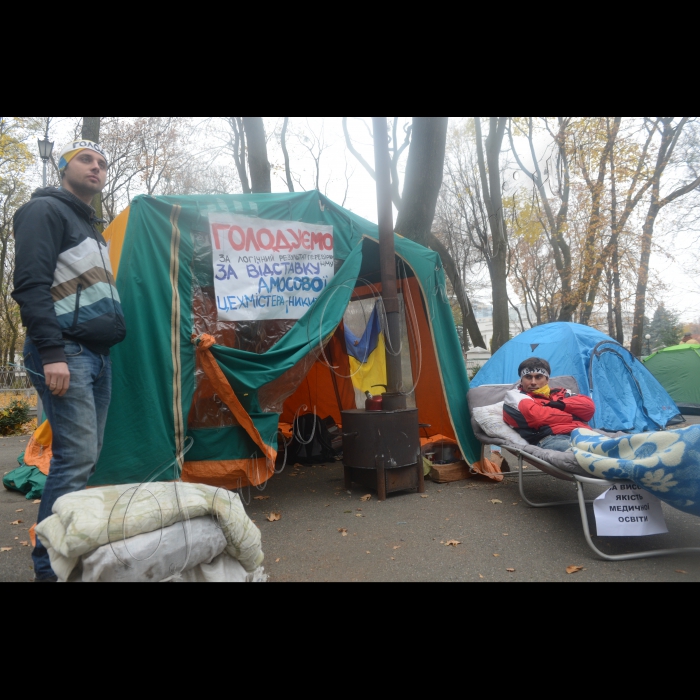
345;307;388;395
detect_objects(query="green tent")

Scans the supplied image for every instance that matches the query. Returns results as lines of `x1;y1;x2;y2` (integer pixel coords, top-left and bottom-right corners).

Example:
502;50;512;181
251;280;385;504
91;191;480;490
643;344;700;415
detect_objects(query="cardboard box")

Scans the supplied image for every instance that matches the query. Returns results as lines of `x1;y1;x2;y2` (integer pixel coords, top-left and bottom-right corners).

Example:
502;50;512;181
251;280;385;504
430;461;472;484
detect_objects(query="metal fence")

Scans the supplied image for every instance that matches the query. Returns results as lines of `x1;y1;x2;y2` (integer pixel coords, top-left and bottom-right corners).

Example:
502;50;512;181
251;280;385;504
0;366;35;393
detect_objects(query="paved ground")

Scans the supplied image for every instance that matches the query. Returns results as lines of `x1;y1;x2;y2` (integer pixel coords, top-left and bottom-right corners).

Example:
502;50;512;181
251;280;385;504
2;417;700;583
0;435;39;583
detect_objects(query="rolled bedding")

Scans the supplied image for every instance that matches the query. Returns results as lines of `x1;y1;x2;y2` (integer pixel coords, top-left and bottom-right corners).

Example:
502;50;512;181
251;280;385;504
36;483;265;583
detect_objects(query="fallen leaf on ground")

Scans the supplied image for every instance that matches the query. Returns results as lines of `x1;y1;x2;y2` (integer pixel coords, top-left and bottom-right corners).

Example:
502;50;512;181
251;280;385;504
490;500;503;505
325;504;331;508
360;494;372;503
344;511;352;514
15;510;23;513
493;554;501;558
356;514;365;518
338;528;348;537
293;464;304;469
366;552;371;555
393;546;401;551
254;496;270;501
506;569;516;573
676;570;688;575
421;495;429;499
267;513;282;523
503;534;509;537
0;548;12;553
479;575;485;579
10;521;23;526
20;542;29;547
32;500;41;505
275;559;281;564
445;540;461;547
566;566;585;575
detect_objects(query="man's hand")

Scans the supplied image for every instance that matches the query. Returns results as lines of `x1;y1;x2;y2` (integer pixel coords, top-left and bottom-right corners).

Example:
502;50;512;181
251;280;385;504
44;363;70;397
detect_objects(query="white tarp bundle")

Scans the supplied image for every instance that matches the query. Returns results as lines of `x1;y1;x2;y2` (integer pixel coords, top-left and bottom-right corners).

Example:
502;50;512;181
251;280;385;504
36;482;265;583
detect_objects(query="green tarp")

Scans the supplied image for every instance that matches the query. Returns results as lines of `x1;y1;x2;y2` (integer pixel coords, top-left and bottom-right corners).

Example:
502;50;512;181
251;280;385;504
3;454;46;500
92;191;479;487
644;344;700;410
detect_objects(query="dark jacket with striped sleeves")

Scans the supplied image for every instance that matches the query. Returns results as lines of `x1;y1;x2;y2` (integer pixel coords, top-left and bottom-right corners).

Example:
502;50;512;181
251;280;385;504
13;188;126;365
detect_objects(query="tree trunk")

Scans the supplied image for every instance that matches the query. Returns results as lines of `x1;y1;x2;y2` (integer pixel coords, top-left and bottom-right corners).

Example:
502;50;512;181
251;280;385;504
630;205;659;356
474;117;510;353
281;117;294;192
427;234;486;349
395;117;449;245
81;117;103;223
394;117;486;350
613;244;624;344
82;117;100;143
606;269;615;339
489;253;510;351
242;117;272;193
630;118;700;356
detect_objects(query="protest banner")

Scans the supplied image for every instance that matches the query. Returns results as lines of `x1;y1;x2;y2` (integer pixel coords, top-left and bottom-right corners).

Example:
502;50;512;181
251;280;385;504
593;483;668;537
209;214;335;322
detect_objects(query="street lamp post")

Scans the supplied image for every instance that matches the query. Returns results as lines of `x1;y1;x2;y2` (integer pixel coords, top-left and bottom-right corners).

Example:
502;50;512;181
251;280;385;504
38;135;55;188
646;334;652;356
35;135;54;426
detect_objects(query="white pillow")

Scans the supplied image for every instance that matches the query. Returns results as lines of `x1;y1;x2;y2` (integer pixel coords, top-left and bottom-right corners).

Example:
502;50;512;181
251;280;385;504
473;402;530;447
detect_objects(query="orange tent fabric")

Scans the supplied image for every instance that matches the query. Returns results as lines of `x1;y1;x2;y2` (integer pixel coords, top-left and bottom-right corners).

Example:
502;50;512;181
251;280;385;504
281;329;356;427
23;420;52;476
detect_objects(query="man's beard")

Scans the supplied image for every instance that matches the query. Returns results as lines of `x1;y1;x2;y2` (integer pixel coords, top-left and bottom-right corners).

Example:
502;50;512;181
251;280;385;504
64;174;103;199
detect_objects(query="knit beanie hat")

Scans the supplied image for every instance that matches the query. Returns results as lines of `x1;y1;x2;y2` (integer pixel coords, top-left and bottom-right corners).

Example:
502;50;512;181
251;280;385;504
58;140;109;172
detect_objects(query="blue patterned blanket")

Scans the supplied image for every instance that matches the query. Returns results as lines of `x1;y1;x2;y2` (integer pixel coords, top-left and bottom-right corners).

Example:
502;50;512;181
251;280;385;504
572;426;700;517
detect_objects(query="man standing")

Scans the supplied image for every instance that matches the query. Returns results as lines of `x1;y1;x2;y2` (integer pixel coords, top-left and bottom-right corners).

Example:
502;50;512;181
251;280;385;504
13;140;126;582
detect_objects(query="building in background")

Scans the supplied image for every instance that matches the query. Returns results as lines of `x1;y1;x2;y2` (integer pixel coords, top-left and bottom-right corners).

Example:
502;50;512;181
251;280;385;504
470;301;534;353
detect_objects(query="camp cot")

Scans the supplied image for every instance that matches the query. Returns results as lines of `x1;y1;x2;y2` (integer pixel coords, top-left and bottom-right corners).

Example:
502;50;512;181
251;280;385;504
643;344;700;416
17;191;482;492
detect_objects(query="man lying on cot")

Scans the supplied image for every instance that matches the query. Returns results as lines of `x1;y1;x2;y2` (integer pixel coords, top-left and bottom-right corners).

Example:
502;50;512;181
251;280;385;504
503;359;596;453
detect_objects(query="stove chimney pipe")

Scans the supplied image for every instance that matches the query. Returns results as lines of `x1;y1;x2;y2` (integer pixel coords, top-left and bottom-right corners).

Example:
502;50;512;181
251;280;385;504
372;116;405;410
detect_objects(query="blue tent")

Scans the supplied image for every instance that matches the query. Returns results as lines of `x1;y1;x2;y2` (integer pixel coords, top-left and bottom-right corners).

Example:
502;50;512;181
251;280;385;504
471;323;681;433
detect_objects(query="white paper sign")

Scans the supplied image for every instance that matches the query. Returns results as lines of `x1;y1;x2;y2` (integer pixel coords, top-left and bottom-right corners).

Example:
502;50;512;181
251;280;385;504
594;484;668;537
209;214;335;322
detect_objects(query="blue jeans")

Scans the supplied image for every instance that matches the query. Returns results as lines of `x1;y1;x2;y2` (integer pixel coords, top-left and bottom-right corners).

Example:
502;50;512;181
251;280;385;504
538;435;573;453
24;340;112;581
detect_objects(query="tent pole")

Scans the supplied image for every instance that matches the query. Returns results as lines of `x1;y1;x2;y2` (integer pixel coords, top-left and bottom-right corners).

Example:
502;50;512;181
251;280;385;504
326;335;345;419
373;116;406;410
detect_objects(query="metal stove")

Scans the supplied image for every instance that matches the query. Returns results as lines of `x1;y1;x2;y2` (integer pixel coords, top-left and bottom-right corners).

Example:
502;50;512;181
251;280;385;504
342;408;425;501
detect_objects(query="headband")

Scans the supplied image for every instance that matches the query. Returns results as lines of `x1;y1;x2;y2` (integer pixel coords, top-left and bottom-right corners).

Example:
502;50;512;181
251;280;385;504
58;140;109;172
521;367;550;379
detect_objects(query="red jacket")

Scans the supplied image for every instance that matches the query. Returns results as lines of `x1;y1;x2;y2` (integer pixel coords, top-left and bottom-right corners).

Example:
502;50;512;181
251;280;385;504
503;388;596;445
